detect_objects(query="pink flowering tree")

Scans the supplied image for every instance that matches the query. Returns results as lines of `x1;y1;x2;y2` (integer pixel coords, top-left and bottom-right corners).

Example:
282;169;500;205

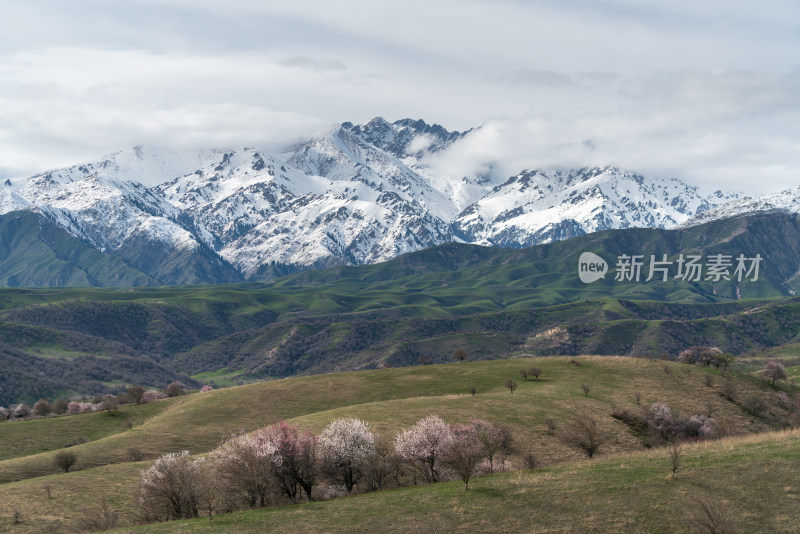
261;421;318;502
443;423;485;490
688;415;716;439
763;361;788;385
395;415;453;483
320;418;376;493
216;431;278;509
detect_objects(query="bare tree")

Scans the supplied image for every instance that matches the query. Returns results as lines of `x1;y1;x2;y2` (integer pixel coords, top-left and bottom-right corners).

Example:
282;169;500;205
127;385;146;405
74;500;120;532
164;382;186;398
529;367;542;381
471;420;512;473
443;423;485;490
668;442;681;478
137;451;205;521
505;379;518;394
33;398;52;417
545;418;557;435
101;394;119;414
562;413;606;458
53;398;70;415
54;451;77;473
453;349;467;363
691;495;739;534
519;368;529;381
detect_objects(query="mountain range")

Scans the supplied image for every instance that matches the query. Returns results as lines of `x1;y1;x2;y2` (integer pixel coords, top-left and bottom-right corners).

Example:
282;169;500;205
0;117;796;286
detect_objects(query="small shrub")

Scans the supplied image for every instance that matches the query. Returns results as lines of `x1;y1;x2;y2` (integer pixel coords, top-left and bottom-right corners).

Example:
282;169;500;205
634;391;642;405
164;381;186;398
126;447;144;461
581;384;591;397
470;387;476;396
562;413;606;458
691;495;739;534
54;450;77;473
545;418;557;435
703;374;714;387
523;450;541;470
504;379;517;394
74;500;119;532
722;378;736;401
743;394;766;416
67;436;87;447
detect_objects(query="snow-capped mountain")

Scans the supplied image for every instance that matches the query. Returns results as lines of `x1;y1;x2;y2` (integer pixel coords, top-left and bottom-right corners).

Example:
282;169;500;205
0;117;762;285
683;186;800;226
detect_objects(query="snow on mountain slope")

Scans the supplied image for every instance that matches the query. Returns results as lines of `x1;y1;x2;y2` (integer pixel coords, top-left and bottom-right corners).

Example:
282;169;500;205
0;117;757;282
683;186;800;226
453;168;737;246
0;146;223;253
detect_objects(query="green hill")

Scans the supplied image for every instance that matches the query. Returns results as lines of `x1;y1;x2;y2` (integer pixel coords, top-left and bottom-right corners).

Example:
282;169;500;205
3;211;800;405
0;357;796;533
109;428;800;534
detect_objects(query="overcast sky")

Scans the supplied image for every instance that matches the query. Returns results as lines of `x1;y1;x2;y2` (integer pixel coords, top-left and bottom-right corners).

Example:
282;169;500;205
1;0;798;194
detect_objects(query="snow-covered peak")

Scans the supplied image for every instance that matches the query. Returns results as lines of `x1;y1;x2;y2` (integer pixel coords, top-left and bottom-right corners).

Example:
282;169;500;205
683;186;800;226
0;117;759;282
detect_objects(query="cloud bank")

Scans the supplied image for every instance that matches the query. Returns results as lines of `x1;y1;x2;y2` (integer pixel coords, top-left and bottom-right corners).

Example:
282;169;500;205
0;1;797;194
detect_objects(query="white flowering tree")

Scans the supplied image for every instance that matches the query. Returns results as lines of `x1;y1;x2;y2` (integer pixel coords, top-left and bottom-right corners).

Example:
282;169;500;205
395;415;453;483
137;451;205;521
216;431;278;508
320;418;376;493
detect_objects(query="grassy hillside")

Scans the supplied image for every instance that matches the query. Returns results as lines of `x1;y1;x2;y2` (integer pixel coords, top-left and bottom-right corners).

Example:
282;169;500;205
105;428;800;534
3;211;800;404
0;357;795;533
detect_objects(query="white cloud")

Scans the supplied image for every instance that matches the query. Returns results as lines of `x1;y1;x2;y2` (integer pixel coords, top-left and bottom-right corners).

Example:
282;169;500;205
425;69;800;194
0;2;797;193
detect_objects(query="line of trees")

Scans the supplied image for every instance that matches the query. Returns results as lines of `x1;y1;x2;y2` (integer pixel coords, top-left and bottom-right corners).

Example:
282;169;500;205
0;382;210;422
136;416;512;523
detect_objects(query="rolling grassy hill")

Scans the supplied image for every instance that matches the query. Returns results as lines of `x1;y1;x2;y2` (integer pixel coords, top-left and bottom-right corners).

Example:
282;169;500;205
0;356;796;533
3;211;800;405
108;428;800;534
